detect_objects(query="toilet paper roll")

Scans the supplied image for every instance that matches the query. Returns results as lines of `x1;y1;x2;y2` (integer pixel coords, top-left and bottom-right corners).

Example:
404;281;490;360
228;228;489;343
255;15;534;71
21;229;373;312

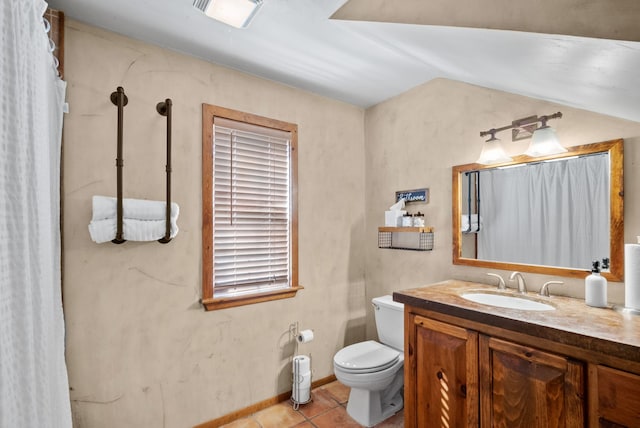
292;355;311;404
296;329;314;344
293;355;311;373
625;244;640;310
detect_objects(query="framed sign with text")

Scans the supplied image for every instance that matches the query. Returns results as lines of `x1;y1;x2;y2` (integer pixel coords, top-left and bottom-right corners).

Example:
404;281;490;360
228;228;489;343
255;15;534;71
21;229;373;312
396;188;429;204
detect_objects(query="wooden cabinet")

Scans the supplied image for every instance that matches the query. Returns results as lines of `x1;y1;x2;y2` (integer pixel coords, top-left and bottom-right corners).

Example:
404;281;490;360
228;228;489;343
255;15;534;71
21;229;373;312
397;282;640;428
480;336;584;427
406;315;478;427
591;365;640;427
406;313;586;427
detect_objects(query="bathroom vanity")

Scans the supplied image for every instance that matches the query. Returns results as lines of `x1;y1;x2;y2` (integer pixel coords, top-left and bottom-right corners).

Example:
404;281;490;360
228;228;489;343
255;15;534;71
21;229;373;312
394;280;640;427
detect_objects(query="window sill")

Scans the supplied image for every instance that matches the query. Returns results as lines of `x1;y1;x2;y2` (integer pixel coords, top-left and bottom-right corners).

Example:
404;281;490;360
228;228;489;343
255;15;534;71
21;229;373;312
202;285;304;311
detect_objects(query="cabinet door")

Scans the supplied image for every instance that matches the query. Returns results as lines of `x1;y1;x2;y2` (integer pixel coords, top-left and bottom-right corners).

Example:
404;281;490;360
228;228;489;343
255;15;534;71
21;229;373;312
406;315;478;427
595;365;640;427
480;335;584;428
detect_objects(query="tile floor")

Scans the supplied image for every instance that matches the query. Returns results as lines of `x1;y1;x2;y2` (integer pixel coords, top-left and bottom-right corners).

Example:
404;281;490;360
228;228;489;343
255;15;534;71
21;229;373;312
220;381;404;428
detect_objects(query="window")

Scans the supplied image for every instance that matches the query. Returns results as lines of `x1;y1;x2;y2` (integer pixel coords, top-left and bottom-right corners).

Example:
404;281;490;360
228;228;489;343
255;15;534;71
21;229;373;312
201;104;300;310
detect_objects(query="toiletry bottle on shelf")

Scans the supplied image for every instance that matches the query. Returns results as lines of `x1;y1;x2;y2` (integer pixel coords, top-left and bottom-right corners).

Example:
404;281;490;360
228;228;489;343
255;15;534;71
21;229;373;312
585;260;608;307
402;212;413;227
413;212;425;227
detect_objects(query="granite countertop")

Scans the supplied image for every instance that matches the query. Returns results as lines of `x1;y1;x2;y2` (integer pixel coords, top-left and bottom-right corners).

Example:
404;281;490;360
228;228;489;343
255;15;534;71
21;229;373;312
393;279;640;364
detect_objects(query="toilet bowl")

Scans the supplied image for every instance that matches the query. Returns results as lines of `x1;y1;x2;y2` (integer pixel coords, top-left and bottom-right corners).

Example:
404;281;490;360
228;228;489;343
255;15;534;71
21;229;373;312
333;295;404;427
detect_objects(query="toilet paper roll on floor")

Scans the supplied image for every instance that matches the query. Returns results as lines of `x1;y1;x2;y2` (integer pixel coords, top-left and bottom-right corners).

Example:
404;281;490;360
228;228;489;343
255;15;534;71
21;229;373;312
296;329;314;344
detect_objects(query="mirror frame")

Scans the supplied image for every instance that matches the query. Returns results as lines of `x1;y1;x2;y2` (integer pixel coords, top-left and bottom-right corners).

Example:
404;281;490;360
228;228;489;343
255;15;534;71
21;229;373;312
452;138;624;281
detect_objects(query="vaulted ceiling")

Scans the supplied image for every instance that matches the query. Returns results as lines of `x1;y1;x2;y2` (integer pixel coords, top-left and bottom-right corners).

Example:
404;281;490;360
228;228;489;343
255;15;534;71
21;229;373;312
47;0;640;122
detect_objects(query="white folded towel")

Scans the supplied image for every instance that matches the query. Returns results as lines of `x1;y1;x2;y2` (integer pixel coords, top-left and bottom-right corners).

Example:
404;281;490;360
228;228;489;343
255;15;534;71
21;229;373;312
461;214;481;233
88;196;180;243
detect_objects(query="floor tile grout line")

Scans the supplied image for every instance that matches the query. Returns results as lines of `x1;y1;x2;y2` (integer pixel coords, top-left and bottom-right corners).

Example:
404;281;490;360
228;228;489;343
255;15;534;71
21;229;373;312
303;405;336;424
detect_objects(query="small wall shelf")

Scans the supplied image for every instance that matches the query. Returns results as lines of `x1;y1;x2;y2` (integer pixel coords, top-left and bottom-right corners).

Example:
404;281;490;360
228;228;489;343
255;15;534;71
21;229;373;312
378;227;434;251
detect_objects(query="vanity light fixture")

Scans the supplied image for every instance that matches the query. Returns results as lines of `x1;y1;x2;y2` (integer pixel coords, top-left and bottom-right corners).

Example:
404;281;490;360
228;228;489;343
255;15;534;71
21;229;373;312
476;130;513;165
524;113;567;157
193;0;263;28
477;111;564;165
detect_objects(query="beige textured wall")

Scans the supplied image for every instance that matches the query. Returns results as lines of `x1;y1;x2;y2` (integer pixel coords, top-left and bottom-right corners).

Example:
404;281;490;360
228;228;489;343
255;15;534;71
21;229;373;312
63;17;640;428
364;78;640;337
62;21;366;427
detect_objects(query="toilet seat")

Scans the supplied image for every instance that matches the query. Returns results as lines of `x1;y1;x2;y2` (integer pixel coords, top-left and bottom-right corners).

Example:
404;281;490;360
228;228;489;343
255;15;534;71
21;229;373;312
334;340;400;373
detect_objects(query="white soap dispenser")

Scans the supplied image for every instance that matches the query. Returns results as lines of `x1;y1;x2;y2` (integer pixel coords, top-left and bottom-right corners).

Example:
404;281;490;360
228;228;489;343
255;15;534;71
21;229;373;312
585;259;608;307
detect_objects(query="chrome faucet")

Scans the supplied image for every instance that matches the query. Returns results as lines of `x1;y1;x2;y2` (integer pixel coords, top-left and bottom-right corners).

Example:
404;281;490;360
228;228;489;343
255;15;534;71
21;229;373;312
486;273;506;290
509;271;527;294
538;281;564;297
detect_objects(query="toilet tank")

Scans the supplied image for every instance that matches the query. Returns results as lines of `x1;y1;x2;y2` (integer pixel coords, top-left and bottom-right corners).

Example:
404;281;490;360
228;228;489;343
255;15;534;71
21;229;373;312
372;295;404;351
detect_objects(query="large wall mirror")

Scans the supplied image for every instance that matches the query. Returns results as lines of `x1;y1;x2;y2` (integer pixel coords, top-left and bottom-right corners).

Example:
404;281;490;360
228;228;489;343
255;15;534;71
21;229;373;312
452;138;624;281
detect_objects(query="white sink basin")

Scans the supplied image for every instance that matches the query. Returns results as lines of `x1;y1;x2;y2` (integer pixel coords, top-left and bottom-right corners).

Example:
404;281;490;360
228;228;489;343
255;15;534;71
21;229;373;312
461;291;555;311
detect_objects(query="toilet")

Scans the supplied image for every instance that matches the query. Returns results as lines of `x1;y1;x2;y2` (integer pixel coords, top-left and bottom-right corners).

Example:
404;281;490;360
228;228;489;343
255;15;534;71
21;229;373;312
333;295;404;427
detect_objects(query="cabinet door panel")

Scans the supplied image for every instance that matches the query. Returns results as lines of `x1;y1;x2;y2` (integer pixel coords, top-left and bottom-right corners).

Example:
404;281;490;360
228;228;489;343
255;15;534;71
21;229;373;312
413;316;478;427
480;336;584;428
597;365;640;427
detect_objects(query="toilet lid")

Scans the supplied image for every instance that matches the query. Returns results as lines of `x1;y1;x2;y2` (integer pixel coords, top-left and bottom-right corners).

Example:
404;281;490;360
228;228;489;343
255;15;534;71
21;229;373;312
334;340;400;372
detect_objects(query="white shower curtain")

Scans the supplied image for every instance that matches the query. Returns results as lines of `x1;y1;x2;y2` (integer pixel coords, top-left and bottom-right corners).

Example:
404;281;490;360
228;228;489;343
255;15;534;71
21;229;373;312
0;1;71;427
478;154;609;270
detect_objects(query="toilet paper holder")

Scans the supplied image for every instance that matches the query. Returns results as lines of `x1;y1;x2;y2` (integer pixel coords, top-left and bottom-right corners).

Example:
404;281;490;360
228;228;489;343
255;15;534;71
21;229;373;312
296;329;314;344
289;322;313;408
289;322;314;344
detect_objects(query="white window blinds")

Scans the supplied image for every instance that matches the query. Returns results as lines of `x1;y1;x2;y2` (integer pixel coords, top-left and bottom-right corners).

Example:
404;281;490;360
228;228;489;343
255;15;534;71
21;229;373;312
212;117;292;298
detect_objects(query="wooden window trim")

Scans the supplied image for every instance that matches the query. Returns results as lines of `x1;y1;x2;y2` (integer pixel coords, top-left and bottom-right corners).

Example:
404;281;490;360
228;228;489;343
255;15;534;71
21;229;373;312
201;104;300;311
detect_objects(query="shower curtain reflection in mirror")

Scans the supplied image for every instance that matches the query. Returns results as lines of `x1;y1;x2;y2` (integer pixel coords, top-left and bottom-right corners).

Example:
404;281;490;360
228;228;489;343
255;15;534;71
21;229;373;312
470;154;609;270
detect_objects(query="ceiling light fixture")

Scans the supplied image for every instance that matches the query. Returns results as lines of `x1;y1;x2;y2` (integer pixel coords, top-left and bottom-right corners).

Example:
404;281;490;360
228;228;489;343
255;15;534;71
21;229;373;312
477;112;564;165
193;0;263;29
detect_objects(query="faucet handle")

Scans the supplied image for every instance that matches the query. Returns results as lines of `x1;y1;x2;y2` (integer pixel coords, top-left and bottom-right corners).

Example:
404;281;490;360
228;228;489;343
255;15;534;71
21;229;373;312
486;273;506;290
539;281;564;297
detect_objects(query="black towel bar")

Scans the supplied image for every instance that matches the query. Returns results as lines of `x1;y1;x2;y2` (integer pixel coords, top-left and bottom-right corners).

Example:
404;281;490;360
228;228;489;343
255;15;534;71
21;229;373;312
156;99;173;244
464;170;480;233
110;86;127;244
107;88;174;245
